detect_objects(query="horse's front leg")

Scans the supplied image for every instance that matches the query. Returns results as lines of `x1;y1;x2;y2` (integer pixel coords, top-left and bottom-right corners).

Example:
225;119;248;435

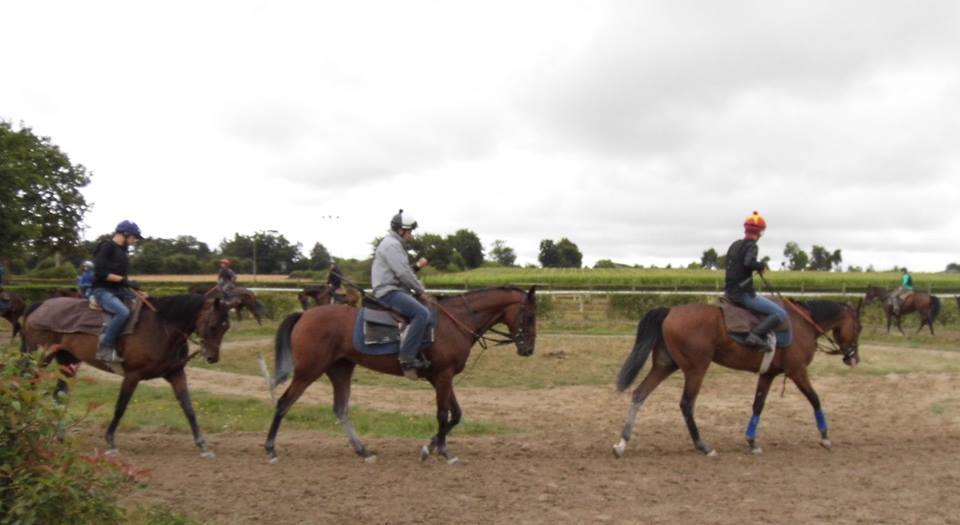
422;370;461;465
165;368;214;458
788;368;832;449
745;373;776;455
105;374;141;455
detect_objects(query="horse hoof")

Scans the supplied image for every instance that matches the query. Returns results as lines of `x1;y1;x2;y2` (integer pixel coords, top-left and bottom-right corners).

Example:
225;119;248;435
751;447;764;455
363;454;378;464
267;455;279;464
612;439;627;458
820;439;832;450
200;451;216;460
446;456;460;466
105;448;119;457
705;449;719;458
420;445;431;462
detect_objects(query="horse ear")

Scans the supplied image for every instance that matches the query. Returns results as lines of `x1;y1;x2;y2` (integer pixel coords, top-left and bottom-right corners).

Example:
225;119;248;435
527;285;537;301
856;298;863;316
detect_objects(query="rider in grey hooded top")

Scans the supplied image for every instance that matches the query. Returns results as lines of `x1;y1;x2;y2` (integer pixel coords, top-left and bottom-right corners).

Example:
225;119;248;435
371;210;430;371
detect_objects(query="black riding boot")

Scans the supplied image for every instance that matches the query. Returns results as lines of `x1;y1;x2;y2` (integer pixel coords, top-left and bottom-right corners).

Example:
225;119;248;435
744;314;781;350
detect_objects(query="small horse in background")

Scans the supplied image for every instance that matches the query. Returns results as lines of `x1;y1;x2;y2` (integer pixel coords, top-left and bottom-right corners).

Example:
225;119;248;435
864;286;940;335
188;284;264;324
266;286;537;464
297;285;361;310
21;294;232;456
614;299;861;458
0;290;26;340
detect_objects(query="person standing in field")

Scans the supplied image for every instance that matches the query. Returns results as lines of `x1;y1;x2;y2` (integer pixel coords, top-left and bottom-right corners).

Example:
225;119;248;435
723;211;788;349
371;210;431;371
91;221;142;363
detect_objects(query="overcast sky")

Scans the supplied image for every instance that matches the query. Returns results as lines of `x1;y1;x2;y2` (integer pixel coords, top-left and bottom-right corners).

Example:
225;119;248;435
4;1;959;271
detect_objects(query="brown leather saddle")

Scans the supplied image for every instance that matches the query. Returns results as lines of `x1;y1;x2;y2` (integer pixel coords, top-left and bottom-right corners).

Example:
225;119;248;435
717;297;790;348
360;297;436;346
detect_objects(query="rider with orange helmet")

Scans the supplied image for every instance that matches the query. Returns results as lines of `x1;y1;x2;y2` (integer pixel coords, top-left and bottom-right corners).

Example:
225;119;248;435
724;211;789;349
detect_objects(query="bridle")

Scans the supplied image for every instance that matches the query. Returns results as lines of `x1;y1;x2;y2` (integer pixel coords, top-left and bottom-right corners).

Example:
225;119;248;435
434;294;531;351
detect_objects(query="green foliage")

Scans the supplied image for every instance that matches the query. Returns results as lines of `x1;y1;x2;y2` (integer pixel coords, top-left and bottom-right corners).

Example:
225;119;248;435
783;241;809;271
308;243;332;270
0;350;138;524
488;240;516;267
539;238;582;268
447;229;484;269
254;292;302;320
700;248;720;270
809;245;843;271
27;261;78;279
130;236;215;275
219;232;305;274
0;122;91;262
593;259;618;269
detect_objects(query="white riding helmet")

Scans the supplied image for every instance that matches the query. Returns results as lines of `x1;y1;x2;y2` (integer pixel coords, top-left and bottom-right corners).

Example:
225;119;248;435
82;260;94;269
390;209;418;231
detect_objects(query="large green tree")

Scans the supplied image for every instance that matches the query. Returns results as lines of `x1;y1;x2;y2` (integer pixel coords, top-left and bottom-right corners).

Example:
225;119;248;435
447;229;484;270
219;232;304;274
489;239;517;267
539;238;582;268
0;122;91;262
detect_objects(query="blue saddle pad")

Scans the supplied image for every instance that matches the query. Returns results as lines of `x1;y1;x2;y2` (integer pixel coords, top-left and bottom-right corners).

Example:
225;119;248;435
353;309;401;355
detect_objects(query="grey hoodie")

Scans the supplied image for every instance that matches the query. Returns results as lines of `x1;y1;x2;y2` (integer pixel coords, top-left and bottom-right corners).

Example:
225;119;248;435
371;231;425;298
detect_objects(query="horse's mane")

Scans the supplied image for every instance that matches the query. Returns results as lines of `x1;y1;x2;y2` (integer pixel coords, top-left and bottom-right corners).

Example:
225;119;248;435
797;300;846;325
152;294;207;324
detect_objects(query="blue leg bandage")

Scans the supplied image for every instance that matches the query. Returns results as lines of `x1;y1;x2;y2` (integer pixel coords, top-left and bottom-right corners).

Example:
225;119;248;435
745;415;760;440
814;409;828;432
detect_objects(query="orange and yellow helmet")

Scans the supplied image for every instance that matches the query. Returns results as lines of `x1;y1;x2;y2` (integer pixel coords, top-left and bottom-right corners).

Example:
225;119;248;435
743;211;767;234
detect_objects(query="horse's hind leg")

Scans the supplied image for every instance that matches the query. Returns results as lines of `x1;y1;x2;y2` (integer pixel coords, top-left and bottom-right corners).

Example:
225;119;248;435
613;352;677;458
745;373;776;455
264;376;313;463
679;367;715;456
165;368;214;458
327;360;375;462
788;368;832;449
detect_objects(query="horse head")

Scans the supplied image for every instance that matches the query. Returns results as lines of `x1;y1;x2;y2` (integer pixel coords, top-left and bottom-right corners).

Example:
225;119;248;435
833;301;862;368
863;286;888;304
196;297;232;363
503;286;538;356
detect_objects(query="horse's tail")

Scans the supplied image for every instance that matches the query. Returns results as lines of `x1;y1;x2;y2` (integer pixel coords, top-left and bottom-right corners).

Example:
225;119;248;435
273;312;303;388
616;307;670;392
929;295;941;324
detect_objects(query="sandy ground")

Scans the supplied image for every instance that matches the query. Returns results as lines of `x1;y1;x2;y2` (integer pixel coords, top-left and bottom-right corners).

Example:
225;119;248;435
72;342;960;525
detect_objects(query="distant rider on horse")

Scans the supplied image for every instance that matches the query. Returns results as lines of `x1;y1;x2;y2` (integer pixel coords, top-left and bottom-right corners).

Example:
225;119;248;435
891;268;914;315
327;262;347;303
724;211;788;349
78;260;95;298
92;220;143;363
371;210;431;371
217;258;237;299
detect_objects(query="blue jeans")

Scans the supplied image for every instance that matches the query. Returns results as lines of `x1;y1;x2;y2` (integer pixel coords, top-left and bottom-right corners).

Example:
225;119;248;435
380;291;430;360
93;287;134;348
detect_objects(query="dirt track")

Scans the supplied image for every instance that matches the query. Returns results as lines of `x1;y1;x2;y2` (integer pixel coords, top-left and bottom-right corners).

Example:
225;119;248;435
77;345;960;525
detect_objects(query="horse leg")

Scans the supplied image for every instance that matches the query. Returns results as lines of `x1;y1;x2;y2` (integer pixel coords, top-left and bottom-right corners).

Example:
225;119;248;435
326;360;376;462
105;374;141;454
895;313;905;336
745;373;776;455
613;353;678;458
264;377;314;464
165;368;214;458
788;368;832;449
679;367;715;456
421;371;460;464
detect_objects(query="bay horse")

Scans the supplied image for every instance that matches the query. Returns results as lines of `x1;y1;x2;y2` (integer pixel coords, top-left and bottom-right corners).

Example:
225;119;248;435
864;286;940;335
188;284;264;324
265;286;537;464
613;299;862;458
297;285;361;310
0;289;26;341
21;294;232;456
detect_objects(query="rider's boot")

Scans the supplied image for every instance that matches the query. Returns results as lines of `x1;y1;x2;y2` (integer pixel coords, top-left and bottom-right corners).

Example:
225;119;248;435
96;337;123;363
744;314;781;350
398;354;430;371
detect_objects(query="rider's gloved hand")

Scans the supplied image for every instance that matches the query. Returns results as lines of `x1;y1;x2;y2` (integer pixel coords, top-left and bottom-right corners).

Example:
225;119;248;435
124;279;141;290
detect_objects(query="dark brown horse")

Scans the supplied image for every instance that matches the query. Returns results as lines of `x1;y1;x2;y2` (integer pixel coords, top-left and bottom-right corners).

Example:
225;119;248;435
0;289;26;340
188;284;263;324
613;299;862;458
48;287;83;298
297;285;361;310
864;286;941;335
21;294;232;456
265;286;537;464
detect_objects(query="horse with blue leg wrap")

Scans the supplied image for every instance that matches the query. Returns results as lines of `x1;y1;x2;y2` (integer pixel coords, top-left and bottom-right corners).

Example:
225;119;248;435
613;298;862;458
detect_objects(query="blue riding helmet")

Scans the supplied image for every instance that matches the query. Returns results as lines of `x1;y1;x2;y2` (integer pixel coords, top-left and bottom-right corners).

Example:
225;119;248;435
115;220;143;239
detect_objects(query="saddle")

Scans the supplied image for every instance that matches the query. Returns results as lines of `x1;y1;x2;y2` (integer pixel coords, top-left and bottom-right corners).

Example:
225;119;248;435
360;297;436;346
27;297;144;336
717;297;790;350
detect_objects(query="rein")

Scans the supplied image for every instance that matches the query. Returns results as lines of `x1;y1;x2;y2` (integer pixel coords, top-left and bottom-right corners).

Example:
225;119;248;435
758;274;842;355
